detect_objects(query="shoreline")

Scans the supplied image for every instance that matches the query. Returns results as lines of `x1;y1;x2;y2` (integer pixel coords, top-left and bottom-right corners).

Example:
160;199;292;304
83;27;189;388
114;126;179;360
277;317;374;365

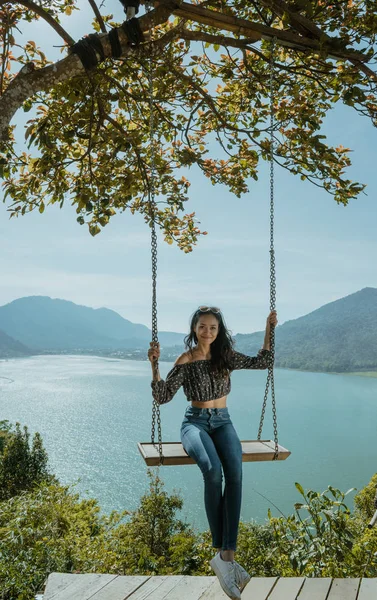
1;353;377;378
343;371;377;378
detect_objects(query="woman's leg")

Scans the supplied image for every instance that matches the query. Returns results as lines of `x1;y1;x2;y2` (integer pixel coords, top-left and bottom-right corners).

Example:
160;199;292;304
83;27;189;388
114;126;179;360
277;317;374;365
211;422;243;553
180;419;224;549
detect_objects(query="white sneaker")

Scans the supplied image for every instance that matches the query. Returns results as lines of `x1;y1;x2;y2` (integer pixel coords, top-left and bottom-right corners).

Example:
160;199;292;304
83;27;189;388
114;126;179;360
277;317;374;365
210;552;241;600
234;561;251;592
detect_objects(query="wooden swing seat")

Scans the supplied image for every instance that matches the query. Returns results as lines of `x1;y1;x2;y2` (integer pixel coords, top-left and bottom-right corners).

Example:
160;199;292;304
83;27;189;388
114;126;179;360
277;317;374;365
138;440;291;466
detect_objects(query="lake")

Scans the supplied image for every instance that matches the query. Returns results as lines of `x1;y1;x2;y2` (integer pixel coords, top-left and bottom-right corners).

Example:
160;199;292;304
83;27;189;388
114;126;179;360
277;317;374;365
0;355;376;533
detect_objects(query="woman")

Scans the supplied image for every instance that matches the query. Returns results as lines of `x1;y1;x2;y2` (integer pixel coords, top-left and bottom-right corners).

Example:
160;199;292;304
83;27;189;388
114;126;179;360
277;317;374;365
148;306;277;599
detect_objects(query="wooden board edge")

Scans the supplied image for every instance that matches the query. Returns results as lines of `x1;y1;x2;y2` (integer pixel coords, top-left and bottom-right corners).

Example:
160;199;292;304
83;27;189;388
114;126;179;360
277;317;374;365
138;441;291;465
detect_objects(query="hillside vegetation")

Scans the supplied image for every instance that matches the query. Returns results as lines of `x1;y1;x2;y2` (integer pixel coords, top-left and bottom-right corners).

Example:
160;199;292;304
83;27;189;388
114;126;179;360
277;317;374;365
235;288;377;372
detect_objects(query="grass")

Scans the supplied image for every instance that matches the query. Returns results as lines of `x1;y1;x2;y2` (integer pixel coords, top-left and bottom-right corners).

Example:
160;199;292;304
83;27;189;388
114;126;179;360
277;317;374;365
347;371;377;378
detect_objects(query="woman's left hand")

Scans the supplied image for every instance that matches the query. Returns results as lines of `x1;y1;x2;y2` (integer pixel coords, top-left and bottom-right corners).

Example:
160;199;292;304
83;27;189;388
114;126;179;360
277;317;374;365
266;310;278;328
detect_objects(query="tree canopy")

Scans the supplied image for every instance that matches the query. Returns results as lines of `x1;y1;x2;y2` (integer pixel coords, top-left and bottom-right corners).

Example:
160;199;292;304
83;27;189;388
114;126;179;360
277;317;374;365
0;0;376;250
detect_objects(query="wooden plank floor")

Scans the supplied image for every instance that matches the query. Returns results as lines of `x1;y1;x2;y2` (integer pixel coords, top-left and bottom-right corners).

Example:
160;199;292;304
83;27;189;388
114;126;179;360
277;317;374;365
42;574;377;600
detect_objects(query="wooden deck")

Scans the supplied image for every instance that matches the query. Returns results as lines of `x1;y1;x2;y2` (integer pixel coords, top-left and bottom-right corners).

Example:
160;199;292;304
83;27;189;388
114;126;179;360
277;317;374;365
42;573;377;600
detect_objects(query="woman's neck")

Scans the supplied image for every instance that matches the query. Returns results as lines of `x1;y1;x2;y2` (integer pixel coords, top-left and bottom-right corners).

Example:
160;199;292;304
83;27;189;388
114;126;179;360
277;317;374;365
194;343;211;359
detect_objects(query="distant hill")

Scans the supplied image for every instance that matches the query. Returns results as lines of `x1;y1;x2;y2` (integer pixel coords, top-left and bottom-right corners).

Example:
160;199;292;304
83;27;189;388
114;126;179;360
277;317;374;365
0;296;184;352
1;289;376;372
235;287;377;372
0;328;32;358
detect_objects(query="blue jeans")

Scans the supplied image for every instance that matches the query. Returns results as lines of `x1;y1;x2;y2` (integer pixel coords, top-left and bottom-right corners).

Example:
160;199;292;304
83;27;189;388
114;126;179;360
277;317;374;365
180;406;242;551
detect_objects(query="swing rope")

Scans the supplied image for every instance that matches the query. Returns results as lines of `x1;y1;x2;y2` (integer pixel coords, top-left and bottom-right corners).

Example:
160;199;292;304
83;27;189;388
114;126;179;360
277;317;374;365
145;2;164;464
257;37;279;459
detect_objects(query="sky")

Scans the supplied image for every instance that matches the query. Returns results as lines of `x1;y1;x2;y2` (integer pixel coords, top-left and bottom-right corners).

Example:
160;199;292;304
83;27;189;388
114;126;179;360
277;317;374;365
0;3;376;335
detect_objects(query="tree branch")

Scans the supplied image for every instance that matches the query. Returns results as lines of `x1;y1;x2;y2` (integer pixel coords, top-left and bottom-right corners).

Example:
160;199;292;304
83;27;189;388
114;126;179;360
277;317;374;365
87;0;107;34
0;0;76;46
180;28;253;51
0;1;177;141
259;0;377;83
349;58;377;84
167;1;369;62
169;63;262;146
259;0;329;40
0;0;375;142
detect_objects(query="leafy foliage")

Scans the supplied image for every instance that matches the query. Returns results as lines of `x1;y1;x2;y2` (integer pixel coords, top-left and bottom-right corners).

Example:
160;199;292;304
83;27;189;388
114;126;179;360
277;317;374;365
0;467;199;599
1;422;377;598
0;420;54;501
269;483;357;576
0;483;105;600
0;1;376;249
354;472;377;520
102;471;199;575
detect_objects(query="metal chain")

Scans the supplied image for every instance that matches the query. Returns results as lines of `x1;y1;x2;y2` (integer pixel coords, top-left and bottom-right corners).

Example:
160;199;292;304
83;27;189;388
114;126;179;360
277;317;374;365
257;37;279;459
145;2;163;464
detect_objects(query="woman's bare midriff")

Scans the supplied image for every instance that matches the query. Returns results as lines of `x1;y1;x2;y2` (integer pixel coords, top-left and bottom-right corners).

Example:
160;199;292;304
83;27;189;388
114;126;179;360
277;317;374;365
191;395;228;409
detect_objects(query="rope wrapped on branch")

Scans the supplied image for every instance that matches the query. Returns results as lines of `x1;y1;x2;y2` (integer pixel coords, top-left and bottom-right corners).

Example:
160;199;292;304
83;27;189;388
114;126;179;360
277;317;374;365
122;18;145;45
71;19;144;69
70;33;105;70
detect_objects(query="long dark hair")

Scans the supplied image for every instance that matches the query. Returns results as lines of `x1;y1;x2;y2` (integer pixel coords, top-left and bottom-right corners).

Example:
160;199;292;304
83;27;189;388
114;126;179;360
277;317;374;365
184;308;234;374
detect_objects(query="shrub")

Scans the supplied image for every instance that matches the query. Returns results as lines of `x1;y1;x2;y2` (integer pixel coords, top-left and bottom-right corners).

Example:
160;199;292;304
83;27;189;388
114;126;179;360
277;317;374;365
268;483;357;576
0;421;54;501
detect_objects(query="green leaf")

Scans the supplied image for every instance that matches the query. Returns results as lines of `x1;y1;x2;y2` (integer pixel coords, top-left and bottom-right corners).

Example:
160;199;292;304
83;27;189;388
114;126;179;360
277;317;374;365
295;482;305;497
23;100;33;113
89;224;101;236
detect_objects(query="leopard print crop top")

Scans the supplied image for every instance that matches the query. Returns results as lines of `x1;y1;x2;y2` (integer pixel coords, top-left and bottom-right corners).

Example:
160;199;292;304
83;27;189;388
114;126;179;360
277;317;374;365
151;349;272;404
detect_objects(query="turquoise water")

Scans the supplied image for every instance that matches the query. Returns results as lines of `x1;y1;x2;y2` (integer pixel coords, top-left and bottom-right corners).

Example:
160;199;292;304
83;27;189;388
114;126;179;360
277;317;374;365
0;355;376;532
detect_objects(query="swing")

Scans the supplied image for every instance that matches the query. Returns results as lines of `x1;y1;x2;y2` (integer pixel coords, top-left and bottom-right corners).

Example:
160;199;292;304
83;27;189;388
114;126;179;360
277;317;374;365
138;37;291;467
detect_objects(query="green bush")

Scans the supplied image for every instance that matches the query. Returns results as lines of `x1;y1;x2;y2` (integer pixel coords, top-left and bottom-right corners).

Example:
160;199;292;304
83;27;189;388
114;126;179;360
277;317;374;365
349;474;377;577
99;471;199;575
354;473;377;520
2;421;377;600
0;482;113;599
0;470;198;599
0;421;54;501
236;520;294;576
268;483;358;576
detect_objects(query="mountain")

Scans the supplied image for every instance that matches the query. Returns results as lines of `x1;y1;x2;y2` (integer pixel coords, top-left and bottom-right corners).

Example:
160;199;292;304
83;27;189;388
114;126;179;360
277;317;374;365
0;296;184;351
0;289;376;372
235;287;377;372
0;328;32;358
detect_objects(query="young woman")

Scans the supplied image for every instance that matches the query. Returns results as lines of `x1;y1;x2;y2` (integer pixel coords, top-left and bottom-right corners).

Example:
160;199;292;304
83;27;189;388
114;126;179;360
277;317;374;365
148;306;277;599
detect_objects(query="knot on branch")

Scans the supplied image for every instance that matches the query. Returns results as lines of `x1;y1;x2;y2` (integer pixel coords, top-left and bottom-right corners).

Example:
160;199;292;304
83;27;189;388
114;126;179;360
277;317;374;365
122;17;145;46
70;33;106;71
70;19;145;69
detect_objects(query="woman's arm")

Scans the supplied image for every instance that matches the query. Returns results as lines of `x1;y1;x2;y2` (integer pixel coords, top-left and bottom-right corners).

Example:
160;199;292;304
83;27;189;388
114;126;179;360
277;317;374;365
148;342;161;381
262;310;278;351
148;343;185;404
231;311;278;370
231;349;271;370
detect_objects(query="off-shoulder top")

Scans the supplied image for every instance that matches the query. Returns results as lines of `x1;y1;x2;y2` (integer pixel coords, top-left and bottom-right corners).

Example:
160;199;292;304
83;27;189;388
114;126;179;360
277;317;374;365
151;349;272;405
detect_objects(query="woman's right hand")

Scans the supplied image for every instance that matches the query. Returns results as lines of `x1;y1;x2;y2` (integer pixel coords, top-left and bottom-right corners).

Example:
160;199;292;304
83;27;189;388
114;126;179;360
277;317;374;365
148;342;160;363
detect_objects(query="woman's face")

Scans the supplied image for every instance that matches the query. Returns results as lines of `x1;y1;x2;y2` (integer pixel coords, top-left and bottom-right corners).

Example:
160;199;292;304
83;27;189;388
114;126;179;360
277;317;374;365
193;313;219;345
